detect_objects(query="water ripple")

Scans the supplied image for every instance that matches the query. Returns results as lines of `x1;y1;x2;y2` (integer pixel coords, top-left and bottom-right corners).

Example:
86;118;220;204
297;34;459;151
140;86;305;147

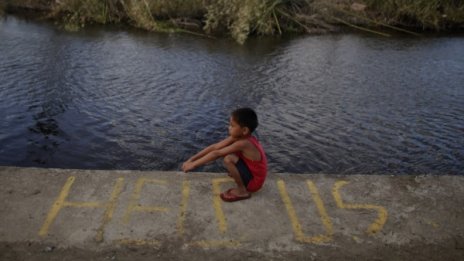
1;17;464;174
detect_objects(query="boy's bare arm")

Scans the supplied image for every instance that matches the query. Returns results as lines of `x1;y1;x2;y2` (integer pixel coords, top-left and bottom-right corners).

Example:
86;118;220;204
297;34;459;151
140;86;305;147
182;139;246;172
187;136;236;162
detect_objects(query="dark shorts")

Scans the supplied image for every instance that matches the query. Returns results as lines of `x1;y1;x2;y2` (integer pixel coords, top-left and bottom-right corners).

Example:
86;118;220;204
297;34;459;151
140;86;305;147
236;158;253;188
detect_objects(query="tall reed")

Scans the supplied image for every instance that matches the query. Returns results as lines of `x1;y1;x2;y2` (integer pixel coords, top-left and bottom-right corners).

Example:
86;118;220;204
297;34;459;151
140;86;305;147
50;0;304;43
0;2;5;17
146;0;204;19
4;0;464;43
51;0;123;31
204;0;284;44
364;0;464;30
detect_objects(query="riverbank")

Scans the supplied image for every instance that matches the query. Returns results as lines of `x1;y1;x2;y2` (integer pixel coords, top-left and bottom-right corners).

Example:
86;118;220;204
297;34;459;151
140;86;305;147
2;0;464;43
1;167;463;260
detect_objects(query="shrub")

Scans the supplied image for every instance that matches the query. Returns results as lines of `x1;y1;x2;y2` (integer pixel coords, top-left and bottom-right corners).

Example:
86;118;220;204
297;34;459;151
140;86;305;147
52;0;123;31
364;0;464;30
204;0;289;44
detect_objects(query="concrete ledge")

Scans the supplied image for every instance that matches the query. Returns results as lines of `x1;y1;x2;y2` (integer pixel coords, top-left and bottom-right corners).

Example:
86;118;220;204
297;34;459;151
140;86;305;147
1;166;463;260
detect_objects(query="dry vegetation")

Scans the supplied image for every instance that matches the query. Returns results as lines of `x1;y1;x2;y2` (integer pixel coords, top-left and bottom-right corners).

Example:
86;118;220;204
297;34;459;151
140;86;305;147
3;0;464;43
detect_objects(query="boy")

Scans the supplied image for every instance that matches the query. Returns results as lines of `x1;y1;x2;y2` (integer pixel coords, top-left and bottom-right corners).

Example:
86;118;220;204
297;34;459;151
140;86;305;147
182;108;267;202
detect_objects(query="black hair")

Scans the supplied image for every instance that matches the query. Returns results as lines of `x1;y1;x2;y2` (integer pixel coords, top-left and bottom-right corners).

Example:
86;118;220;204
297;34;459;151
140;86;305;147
231;107;258;133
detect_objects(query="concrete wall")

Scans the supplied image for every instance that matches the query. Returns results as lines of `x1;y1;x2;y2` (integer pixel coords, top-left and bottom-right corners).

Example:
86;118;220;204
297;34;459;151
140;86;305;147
1;167;463;260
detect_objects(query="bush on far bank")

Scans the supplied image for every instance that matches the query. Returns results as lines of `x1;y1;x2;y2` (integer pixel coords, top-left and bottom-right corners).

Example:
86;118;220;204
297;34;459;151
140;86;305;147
4;0;464;43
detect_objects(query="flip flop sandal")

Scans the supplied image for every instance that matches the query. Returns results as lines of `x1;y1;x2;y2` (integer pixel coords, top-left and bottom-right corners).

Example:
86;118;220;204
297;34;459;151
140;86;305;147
220;188;251;202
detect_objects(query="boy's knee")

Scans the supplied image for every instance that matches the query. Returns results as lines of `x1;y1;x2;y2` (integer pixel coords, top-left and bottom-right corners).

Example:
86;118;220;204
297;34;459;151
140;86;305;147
223;154;238;166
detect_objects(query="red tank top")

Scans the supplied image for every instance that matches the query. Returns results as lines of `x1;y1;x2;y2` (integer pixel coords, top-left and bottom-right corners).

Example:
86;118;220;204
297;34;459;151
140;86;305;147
236;136;267;192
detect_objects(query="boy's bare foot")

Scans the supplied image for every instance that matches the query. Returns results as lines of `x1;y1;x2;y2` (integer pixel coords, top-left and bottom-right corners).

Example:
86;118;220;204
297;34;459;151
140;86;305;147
220;188;251;202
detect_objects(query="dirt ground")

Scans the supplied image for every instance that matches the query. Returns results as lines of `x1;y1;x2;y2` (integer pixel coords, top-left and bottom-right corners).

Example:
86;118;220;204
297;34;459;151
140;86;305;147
2;239;464;261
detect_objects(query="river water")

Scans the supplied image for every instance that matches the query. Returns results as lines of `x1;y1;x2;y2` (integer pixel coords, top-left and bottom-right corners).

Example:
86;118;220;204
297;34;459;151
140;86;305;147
1;16;463;174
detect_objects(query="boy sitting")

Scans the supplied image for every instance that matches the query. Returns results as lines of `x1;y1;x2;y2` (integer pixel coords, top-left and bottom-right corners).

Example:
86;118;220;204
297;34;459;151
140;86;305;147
182;108;267;202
